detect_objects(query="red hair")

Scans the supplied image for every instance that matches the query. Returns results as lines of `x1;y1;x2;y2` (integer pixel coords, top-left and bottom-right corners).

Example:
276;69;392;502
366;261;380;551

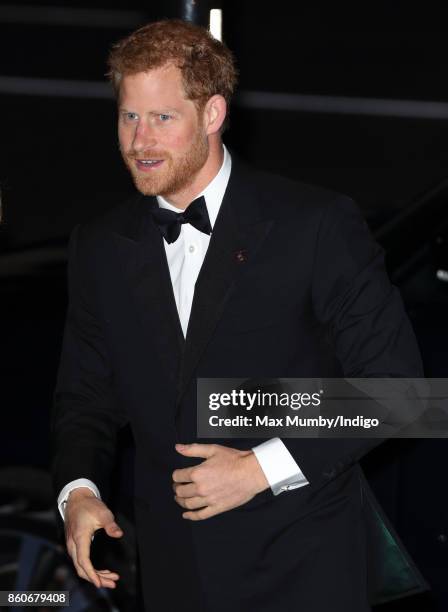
107;19;238;116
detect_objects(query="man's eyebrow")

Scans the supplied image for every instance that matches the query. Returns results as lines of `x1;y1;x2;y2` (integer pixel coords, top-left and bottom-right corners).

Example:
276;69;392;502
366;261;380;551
150;109;179;115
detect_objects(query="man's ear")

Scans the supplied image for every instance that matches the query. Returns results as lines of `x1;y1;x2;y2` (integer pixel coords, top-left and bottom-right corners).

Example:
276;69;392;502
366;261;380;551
203;95;227;135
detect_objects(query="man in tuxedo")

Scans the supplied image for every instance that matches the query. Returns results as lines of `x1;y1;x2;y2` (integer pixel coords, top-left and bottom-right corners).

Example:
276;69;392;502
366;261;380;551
52;19;426;612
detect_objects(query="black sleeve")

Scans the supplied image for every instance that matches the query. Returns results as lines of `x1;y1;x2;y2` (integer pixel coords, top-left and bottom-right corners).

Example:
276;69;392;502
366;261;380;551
51;225;128;506
282;196;424;489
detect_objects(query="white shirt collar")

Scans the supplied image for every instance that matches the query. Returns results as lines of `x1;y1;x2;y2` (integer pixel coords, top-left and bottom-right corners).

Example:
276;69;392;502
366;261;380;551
156;144;231;229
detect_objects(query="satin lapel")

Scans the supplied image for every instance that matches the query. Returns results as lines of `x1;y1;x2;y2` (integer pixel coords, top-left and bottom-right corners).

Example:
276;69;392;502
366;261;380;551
177;162;273;405
112;196;185;378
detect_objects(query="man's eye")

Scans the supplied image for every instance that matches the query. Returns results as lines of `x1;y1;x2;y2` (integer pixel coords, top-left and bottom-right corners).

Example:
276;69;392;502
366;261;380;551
159;114;171;121
123;112;138;121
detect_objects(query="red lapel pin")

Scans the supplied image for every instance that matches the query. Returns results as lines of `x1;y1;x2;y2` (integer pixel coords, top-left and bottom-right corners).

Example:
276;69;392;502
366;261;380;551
234;249;248;263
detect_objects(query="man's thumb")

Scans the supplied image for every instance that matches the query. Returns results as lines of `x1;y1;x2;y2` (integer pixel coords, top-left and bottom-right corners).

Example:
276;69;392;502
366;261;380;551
104;521;123;538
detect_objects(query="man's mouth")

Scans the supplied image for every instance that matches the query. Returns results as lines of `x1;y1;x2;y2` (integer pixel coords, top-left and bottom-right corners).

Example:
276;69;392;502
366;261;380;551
135;159;164;171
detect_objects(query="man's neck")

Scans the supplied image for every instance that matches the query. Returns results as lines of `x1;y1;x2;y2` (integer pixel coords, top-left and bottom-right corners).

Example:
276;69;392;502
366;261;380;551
161;139;224;209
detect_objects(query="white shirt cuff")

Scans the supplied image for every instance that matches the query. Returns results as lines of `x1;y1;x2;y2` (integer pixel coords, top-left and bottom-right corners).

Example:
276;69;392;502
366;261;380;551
252;438;309;496
57;478;101;520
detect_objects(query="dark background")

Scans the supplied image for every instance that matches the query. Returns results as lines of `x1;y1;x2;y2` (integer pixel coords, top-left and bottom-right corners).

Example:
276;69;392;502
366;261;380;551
1;1;448;610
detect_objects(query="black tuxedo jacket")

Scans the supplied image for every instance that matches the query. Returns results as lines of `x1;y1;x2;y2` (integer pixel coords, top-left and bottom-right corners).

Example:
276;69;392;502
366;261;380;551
52;157;427;612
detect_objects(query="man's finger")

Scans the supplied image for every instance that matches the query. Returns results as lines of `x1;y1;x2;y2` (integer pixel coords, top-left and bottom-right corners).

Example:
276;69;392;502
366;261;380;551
175;443;216;459
172;466;194;483
97;569;120;579
69;542;90;583
173;482;198;498
175;495;206;510
104;520;123;538
96;574;118;589
75;534;101;588
182;506;215;521
73;549;119;588
74;562;90;583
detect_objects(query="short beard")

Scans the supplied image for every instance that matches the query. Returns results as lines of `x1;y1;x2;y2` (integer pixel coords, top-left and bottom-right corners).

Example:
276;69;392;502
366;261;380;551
121;130;209;198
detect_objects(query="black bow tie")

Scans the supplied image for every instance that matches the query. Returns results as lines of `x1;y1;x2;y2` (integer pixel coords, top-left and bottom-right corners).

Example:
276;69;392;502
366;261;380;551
150;195;212;244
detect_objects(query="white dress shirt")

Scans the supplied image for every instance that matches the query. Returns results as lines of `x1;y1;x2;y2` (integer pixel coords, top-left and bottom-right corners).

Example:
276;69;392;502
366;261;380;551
57;144;309;519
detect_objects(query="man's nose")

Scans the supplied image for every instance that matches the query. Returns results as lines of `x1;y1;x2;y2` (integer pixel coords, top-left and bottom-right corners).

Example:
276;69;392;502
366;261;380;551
132;121;157;152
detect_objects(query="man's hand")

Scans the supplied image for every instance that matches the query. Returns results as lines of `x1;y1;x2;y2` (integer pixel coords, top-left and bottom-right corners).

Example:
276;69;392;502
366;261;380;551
172;443;269;520
64;487;123;589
